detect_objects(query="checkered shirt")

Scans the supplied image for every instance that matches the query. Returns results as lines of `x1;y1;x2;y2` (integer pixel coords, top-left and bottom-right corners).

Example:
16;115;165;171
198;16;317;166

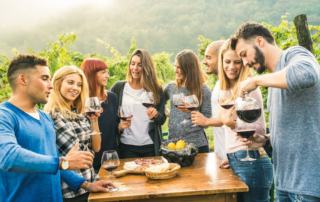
52;112;99;199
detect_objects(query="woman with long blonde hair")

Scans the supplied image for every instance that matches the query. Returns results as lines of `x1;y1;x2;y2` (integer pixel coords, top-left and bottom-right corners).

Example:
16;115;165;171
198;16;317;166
44;66;103;202
217;40;273;201
109;49;166;158
164;49;212;153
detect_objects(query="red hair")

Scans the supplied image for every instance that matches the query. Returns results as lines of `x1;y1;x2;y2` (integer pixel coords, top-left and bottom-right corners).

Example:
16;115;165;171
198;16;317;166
81;58;108;98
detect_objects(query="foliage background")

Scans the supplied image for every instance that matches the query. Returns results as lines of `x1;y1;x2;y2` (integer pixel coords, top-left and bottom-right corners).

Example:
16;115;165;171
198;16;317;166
0;14;319;150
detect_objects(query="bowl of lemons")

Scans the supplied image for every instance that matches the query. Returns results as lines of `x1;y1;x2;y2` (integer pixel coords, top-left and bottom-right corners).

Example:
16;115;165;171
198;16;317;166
161;138;198;167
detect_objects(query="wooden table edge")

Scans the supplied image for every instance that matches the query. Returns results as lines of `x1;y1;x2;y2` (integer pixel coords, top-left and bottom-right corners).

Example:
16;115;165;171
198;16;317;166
88;187;248;202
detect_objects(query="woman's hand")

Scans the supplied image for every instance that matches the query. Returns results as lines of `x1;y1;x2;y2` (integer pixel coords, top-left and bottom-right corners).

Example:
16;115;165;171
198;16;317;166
146;107;159;119
119;115;133;131
218;106;235;128
177;105;191;113
86;108;103;122
191;111;207;126
219;158;230;169
238;133;266;149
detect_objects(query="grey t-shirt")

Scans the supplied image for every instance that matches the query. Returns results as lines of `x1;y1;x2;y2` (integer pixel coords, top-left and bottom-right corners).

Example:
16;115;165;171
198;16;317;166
268;46;320;198
164;82;212;148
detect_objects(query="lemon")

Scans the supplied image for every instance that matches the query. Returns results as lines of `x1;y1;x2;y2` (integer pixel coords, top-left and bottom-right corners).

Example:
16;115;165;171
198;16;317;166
176;140;186;150
167;142;176;150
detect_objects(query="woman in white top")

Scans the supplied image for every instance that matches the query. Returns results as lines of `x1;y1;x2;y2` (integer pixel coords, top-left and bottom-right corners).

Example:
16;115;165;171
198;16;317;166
110;49;166;159
217;40;273;201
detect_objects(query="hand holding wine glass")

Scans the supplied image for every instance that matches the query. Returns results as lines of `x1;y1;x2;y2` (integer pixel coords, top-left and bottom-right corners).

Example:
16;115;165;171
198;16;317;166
142;92;155;122
234;118;257;161
118;106;133;134
101;150;120;192
84;97;102;135
183;95;199;127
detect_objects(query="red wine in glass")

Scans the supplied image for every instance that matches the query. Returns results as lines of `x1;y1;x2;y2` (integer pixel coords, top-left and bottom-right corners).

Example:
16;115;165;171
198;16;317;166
84;97;101;135
118;116;133;121
186;107;197;111
101;150;120;192
220;104;234;109
236;129;256;139
236;109;261;123
102;165;119;172
142;103;153;108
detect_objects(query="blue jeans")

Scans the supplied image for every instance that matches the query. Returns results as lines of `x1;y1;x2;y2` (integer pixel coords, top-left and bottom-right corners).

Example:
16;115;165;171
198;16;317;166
276;190;320;202
227;150;273;202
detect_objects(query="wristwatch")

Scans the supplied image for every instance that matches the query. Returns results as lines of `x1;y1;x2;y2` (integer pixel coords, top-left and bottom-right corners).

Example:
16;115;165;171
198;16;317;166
61;157;69;170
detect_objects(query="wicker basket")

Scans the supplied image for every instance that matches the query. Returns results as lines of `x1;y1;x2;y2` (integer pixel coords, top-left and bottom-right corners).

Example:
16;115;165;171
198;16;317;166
145;163;181;180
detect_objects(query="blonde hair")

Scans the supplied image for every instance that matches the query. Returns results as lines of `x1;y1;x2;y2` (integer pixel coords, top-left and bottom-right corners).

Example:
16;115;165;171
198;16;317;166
175;49;208;106
44;66;89;117
126;49;162;105
218;39;252;98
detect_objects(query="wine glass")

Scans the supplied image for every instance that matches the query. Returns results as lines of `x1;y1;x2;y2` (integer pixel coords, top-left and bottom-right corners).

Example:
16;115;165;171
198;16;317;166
183;95;199;127
101;150;120;192
118;105;133;135
141;92;155;122
84;97;101;135
219;90;235;109
219;90;236;121
173;93;187;123
234;118;257;161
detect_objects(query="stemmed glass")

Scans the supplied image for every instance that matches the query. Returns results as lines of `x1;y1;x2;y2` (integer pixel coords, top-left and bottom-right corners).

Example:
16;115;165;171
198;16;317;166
219;90;235;109
101;150;120;192
234;118;257;161
183;95;199;127
118;106;133;135
219;90;236;121
141;92;155;122
173;93;187;123
84;97;101;135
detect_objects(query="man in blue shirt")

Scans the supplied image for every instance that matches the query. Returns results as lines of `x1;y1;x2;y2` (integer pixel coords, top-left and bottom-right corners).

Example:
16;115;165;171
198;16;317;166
230;22;320;201
0;54;115;202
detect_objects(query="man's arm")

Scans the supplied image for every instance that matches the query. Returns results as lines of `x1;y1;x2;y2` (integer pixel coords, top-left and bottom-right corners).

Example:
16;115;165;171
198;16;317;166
0;116;60;174
238;48;320;96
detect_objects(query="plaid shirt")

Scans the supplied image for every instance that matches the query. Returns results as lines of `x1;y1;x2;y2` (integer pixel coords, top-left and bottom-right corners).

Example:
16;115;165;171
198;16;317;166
52;111;99;199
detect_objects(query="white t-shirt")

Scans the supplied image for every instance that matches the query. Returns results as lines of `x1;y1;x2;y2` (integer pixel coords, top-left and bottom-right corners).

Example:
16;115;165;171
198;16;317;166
211;81;227;160
26;111;40;120
120;83;153;145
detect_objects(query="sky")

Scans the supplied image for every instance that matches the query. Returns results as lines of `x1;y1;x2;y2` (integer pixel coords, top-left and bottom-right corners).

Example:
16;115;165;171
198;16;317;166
0;0;111;30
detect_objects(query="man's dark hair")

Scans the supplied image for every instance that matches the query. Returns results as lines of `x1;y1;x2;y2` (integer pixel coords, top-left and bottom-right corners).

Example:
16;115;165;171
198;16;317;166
7;54;48;90
230;22;275;50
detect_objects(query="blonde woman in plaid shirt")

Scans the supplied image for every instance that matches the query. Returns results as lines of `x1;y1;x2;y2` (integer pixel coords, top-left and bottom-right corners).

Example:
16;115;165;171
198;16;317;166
44;66;103;202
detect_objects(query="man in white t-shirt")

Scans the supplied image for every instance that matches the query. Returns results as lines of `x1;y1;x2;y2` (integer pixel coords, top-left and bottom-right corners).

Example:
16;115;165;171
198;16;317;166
191;41;229;168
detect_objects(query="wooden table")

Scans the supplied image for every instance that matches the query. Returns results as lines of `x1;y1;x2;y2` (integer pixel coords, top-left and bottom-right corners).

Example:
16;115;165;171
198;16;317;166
89;153;248;202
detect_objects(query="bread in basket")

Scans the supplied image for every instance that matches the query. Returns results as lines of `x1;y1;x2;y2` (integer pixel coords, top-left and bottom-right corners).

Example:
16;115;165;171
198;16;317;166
144;163;180;179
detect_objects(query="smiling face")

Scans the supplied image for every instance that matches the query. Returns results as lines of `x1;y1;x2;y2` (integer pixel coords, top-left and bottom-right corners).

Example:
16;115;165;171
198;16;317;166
130;55;142;81
60;73;82;105
235;38;266;74
202;47;219;75
26;65;53;104
174;60;184;82
222;50;243;82
96;69;109;87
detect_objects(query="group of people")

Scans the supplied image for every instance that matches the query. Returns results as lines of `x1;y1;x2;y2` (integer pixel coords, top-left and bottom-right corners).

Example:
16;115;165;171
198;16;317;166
0;21;319;202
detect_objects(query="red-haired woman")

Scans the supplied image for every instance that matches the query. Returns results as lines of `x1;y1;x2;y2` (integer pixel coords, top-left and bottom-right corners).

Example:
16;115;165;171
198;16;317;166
81;58;131;173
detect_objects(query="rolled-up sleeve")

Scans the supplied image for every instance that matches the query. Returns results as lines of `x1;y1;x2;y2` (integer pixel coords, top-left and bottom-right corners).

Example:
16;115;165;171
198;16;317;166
286;48;320;91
